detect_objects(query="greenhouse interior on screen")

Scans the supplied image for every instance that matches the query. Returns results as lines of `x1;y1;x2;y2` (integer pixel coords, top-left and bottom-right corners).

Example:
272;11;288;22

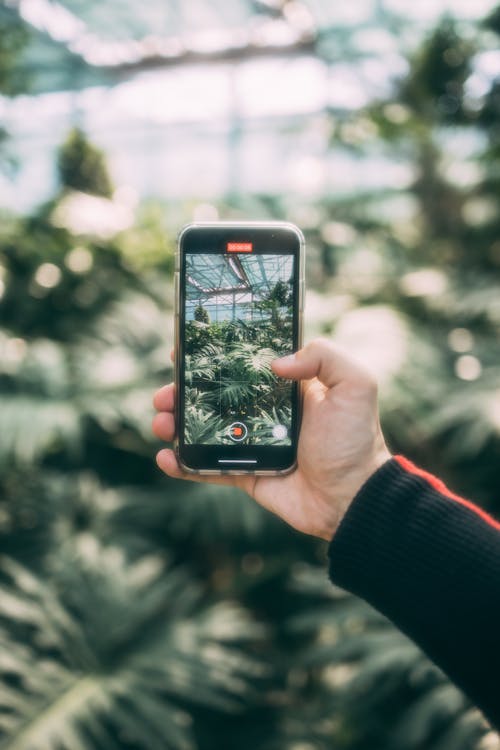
0;0;499;748
184;252;294;445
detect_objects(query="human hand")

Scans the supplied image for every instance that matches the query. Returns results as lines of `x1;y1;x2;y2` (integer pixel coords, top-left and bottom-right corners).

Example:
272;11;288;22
152;338;391;541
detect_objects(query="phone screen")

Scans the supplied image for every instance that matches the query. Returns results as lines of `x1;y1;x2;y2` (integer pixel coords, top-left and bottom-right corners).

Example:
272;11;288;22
176;224;303;473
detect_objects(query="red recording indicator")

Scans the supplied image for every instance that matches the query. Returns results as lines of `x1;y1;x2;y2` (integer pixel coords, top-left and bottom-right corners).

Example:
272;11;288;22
227;242;253;253
228;421;248;441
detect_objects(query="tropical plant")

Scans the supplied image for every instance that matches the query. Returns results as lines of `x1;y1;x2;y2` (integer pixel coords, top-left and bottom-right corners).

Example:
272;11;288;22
184;406;226;444
57;127;114;198
2;4;500;750
254;281;293;328
184;336;291;443
0;197;299;750
0;556;268;750
194;304;210;324
184;300;296;444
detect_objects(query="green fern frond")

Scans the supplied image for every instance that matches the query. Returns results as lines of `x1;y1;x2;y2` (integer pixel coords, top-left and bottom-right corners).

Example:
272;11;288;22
0;396;80;465
0;554;268;750
184;406;224;444
423;372;500;458
228;344;277;381
218;379;256;409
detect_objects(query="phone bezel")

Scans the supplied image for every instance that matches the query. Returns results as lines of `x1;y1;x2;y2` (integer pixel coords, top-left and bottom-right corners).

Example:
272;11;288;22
174;222;304;475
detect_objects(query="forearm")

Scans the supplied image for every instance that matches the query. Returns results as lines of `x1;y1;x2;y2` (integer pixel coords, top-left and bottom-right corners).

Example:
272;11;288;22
328;456;500;728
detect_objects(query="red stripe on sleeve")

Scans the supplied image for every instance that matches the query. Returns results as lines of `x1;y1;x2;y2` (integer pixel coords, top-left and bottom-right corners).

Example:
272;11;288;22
395;455;500;532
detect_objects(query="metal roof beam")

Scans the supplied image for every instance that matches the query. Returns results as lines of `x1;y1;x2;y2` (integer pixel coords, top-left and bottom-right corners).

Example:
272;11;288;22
101;37;317;82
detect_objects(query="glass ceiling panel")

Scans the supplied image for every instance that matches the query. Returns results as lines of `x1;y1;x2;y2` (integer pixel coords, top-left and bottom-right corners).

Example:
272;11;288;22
10;0;499;94
185;253;294;323
186;254;293;302
3;0;497;211
56;0;253;40
13;0;315;81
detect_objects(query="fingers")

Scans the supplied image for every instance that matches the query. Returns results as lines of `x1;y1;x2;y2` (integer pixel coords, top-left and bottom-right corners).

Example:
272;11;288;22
170;348;174;363
153;383;175;412
152;411;175;441
272;338;375;391
153;383;175;440
156;448;186;478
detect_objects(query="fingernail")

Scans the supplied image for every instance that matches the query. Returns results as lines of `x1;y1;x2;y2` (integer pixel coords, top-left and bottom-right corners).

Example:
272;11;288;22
156;449;168;467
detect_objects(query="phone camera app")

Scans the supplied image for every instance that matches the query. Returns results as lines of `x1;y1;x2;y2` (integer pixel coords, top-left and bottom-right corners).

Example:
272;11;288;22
184;251;294;446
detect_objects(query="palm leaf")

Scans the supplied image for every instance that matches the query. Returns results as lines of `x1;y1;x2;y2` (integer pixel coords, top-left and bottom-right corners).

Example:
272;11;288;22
0;554;268;750
227;344;277;382
184;407;224;444
218;379;256;409
0;396;81;465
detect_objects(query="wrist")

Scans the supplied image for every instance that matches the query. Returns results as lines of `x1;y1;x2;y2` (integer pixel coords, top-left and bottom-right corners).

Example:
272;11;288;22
319;443;392;542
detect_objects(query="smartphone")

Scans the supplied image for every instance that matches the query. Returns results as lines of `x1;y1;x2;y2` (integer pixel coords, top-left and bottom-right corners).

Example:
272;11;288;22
174;221;305;475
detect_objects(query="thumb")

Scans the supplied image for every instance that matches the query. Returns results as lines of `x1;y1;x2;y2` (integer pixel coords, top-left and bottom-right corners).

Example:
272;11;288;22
271;338;375;391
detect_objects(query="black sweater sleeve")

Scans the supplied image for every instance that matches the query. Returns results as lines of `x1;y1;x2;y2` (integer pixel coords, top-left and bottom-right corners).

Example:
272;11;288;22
327;455;500;729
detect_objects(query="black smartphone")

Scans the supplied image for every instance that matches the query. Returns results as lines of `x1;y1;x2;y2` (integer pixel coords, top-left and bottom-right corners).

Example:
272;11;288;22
174;222;305;475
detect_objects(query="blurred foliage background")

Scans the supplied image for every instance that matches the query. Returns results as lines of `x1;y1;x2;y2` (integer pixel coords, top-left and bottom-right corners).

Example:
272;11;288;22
0;1;499;748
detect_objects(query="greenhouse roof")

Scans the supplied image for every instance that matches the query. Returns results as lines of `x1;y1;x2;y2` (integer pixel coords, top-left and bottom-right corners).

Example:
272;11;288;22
186;253;293;302
8;0;499;94
2;0;498;212
8;0;318;93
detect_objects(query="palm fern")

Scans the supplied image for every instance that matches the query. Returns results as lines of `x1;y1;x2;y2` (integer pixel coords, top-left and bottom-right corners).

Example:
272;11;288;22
186;342;225;382
217;379;256;410
184;333;285;438
0;395;81;465
0;554;268;750
184;407;225;444
229;345;278;380
0;285;168;468
2;10;500;749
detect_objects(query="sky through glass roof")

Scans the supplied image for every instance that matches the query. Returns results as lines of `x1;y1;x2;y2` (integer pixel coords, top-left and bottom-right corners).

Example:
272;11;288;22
186;254;293;301
1;0;499;212
9;0;499;92
185;253;293;323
